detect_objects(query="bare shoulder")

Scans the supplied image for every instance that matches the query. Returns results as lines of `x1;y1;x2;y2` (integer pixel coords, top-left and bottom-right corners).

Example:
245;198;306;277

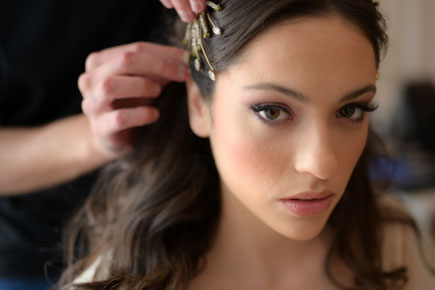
376;194;435;290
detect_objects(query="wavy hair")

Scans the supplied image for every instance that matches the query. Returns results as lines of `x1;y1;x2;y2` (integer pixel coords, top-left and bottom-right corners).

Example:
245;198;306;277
59;1;422;289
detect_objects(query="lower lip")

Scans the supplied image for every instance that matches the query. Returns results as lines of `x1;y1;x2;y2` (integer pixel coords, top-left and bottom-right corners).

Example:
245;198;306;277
280;195;334;217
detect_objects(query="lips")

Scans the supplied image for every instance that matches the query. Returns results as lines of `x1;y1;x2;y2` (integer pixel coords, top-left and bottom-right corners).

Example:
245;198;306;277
280;191;335;216
284;191;334;201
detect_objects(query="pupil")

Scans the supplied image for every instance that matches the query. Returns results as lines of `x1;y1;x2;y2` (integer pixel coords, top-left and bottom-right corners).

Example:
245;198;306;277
266;108;279;119
342;106;355;118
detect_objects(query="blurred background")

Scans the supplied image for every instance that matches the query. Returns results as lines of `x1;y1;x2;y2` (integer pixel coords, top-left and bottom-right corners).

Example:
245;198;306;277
374;0;435;266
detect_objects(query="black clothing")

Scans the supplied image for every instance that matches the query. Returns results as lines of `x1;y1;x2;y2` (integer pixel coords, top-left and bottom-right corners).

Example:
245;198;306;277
0;0;170;278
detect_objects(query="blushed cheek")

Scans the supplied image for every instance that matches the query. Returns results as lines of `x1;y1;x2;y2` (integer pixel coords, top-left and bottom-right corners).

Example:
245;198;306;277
210;117;286;196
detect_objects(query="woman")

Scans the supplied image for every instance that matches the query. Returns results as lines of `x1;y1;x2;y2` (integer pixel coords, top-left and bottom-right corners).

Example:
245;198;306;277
60;0;435;289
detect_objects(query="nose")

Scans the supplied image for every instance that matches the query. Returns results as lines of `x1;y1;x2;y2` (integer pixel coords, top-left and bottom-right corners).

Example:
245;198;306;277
293;122;339;180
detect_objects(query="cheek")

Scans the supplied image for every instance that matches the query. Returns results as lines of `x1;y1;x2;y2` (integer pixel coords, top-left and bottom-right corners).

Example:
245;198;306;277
209;107;287;196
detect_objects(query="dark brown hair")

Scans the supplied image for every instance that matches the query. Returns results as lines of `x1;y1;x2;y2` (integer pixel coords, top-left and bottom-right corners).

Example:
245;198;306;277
59;1;422;289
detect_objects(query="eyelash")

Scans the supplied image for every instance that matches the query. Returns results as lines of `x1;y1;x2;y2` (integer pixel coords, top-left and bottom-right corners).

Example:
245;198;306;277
251;103;293;125
336;103;379;123
251;102;379;125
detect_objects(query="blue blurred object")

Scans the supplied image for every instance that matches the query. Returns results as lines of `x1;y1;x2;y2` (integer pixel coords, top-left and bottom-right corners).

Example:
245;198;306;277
0;277;53;290
371;81;435;190
370;154;435;190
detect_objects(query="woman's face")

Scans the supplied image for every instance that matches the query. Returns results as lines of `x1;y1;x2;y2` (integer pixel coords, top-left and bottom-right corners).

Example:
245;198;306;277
189;15;377;240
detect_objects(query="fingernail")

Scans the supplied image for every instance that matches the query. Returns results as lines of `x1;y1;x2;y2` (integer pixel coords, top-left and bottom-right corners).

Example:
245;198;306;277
178;10;194;22
178;64;188;79
190;0;204;13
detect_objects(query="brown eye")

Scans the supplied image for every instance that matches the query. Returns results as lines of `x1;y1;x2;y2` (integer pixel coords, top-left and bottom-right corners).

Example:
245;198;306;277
264;108;281;120
252;104;293;123
340;106;356;118
337;103;373;123
337;103;378;124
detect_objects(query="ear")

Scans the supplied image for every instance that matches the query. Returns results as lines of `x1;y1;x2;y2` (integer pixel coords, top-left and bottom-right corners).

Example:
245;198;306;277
186;75;211;138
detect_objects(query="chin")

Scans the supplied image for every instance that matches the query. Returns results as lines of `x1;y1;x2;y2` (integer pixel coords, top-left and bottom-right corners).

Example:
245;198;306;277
274;215;330;241
287;228;324;241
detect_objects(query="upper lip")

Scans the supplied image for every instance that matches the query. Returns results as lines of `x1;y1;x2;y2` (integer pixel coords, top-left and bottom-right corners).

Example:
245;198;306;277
281;190;335;200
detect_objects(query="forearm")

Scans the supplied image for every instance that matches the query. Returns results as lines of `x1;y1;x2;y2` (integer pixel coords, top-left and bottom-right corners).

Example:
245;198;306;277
0;114;109;195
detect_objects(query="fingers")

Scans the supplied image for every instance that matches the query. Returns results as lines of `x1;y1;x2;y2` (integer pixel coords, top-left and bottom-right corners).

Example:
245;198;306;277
81;51;187;94
96;49;188;82
81;75;161;115
189;0;206;13
172;0;195;22
85;42;186;72
80;41;188;158
95;107;160;137
159;0;207;22
80;44;189;99
160;0;174;8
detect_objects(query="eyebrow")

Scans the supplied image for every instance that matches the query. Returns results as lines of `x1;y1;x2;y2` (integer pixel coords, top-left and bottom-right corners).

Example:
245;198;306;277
243;83;377;103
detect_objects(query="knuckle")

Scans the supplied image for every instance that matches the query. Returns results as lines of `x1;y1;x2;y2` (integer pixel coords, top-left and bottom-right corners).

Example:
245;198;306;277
82;98;98;117
78;73;92;91
112;111;127;129
129;42;147;53
81;99;89;115
98;77;114;96
85;52;99;70
118;51;136;69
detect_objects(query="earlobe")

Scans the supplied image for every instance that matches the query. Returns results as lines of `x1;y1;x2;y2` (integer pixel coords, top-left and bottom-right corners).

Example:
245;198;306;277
186;76;211;138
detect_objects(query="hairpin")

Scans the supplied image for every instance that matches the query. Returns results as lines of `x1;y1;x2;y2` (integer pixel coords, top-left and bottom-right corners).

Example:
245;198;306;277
184;1;223;81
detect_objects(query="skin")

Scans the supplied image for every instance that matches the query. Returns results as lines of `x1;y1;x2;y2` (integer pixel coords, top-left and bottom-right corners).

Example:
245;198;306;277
2;0;203;194
80;42;188;158
1;42;187;194
160;0;207;22
187;14;377;289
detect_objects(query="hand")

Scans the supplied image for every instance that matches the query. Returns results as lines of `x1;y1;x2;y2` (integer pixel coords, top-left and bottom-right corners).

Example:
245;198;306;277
160;0;207;22
79;42;188;160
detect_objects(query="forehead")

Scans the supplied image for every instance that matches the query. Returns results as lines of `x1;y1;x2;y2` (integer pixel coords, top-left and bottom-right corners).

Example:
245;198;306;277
221;14;376;95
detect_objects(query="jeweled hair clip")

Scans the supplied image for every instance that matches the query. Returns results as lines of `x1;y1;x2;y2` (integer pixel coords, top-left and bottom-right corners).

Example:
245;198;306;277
184;1;223;81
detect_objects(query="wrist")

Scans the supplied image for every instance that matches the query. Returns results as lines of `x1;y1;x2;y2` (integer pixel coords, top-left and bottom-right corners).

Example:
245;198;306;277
84;122;132;168
60;115;114;171
83;127;118;169
86;134;123;166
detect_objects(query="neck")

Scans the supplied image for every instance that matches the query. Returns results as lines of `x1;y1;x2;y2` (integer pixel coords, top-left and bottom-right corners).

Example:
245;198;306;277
205;185;332;284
